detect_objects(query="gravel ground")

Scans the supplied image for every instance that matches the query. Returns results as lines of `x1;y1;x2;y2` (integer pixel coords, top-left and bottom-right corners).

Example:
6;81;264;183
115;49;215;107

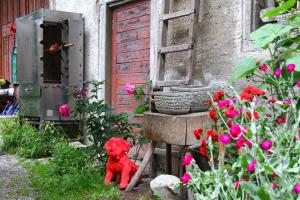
0;154;34;200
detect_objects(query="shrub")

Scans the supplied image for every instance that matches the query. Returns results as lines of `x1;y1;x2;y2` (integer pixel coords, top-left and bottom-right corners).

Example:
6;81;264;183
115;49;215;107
72;81;136;165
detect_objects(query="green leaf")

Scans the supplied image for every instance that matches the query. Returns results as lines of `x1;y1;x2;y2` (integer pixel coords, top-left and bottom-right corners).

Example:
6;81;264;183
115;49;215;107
231;58;258;81
250;23;293;49
257;187;271;200
241;155;248;169
261;163;275;174
246;129;253;138
263;0;296;18
240;182;259;199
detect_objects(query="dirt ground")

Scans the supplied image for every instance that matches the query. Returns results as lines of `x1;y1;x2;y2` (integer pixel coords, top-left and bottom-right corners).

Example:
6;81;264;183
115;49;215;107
0;154;34;200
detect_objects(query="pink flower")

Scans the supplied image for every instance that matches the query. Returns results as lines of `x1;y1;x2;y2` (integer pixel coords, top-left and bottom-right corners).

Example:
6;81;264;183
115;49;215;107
181;173;191;184
247;160;257;173
294;184;300;194
283;98;292;105
230;124;241;138
286;64;295;73
125;83;135;96
272;182;277;189
217;99;230;109
182;155;193;166
297;80;300;88
261;140;272;151
259;65;268;72
59;104;71;118
235;180;240;189
219;134;232;144
274;69;282;77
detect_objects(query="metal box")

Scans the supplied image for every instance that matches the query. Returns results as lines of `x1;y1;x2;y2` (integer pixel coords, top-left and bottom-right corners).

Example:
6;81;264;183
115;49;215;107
16;9;83;122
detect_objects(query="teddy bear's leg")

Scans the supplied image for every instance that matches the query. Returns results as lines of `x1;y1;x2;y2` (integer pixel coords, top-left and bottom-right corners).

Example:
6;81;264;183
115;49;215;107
104;168;114;185
119;166;131;189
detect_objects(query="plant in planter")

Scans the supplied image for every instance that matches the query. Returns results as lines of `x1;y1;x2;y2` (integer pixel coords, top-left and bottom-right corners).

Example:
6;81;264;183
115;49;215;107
181;3;300;200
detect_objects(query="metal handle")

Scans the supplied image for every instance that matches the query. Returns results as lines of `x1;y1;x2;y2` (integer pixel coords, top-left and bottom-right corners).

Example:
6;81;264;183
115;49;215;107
24;88;33;92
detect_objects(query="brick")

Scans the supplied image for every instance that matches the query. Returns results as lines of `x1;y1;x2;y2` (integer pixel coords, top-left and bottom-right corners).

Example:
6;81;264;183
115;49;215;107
116;15;150;33
116;26;150;44
116;73;149;85
117;49;149;63
116;1;150;22
115;94;144;106
117;61;149;74
117;38;150;53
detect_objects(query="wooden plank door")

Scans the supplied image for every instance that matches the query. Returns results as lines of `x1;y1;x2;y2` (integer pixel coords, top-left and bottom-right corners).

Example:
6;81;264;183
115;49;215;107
111;0;151;115
0;0;49;81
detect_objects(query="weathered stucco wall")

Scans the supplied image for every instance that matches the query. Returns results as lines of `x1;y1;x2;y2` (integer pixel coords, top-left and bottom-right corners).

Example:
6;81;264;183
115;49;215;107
49;0;99;83
165;0;269;86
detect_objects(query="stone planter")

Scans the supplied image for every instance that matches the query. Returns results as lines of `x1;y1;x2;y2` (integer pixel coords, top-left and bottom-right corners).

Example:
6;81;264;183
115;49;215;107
170;85;218;112
154;92;192;115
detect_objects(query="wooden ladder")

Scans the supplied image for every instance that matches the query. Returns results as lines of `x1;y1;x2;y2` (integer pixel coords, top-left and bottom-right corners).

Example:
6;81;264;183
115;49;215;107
156;0;200;87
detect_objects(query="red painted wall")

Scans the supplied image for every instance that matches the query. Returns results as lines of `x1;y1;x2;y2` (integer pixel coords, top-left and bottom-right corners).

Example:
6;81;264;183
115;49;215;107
111;0;151;114
0;0;49;81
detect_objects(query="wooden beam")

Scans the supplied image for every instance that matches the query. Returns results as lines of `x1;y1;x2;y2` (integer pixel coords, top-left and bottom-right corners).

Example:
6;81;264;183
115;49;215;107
126;141;157;191
161;9;194;21
159;43;192;54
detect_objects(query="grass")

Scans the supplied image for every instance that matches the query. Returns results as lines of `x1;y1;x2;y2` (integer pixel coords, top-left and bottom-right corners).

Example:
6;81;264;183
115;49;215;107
9;177;22;187
25;144;120;200
0;119;68;158
0;178;5;187
0;118;120;200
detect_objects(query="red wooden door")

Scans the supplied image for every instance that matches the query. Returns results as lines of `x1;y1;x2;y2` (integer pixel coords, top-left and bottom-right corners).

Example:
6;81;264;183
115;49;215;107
0;0;49;81
111;0;151;114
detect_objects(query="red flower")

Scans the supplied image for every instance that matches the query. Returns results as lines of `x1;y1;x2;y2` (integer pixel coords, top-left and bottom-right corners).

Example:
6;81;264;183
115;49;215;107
199;139;209;159
193;128;203;140
209;108;218;122
268;99;276;104
207;100;212;107
207;130;218;142
246;112;259;120
213;90;224;102
276;116;286;125
240;85;266;101
259;65;268;72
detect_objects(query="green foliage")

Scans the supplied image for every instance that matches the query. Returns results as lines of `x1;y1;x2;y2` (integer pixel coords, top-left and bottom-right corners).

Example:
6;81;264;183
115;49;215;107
250;23;293;49
72;80;134;165
0;119;67;158
264;0;296;18
231;58;258;82
25;144;120;200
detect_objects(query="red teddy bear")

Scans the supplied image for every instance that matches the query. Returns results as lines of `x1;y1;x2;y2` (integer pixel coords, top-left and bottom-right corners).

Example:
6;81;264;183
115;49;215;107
104;137;138;189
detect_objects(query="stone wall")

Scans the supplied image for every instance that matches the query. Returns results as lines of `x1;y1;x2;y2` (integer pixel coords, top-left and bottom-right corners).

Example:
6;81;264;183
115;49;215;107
165;0;269;86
